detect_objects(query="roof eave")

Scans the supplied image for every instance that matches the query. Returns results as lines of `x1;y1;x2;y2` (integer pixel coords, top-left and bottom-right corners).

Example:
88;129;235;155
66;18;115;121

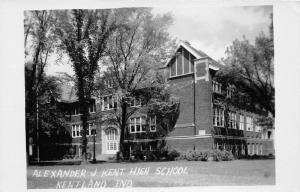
164;41;204;67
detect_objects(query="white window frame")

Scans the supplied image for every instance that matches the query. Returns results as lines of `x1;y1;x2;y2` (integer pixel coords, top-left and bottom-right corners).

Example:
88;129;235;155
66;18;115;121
71;123;94;138
71;105;81;116
248;143;251;155
101;95;117;111
213;107;225;127
129;116;146;133
246;116;253;131
89;100;96;113
212;81;222;94
226;84;235;98
255;124;261;132
87;123;94;136
104;79;113;88
72;124;81;138
150;116;156;132
71;124;76;138
239;114;244;131
129;96;142;107
228;112;237;129
106;128;119;152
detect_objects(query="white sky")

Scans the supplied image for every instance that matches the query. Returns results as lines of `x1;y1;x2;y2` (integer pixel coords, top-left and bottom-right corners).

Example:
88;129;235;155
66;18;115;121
46;5;273;76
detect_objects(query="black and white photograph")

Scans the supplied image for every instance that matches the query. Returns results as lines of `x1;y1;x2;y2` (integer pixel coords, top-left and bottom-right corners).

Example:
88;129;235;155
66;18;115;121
23;5;276;189
1;1;300;191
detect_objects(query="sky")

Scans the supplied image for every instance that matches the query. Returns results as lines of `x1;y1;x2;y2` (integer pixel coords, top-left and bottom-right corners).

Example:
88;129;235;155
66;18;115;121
46;5;273;76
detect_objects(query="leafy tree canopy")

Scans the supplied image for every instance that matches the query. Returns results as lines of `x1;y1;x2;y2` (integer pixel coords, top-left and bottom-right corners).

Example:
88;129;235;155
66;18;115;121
216;14;274;129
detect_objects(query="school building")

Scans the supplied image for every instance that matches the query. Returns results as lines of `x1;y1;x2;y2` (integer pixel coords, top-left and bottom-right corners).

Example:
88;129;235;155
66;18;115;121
59;41;274;160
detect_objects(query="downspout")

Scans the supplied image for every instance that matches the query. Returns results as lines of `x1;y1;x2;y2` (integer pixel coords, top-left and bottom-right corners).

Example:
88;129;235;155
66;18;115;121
193;64;196;136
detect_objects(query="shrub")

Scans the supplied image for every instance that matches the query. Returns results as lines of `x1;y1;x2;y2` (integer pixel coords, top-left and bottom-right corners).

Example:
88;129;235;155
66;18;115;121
128;148;181;161
212;150;223;161
181;149;234;162
185;150;197;161
200;151;209;161
183;150;205;161
221;150;234;161
167;150;180;161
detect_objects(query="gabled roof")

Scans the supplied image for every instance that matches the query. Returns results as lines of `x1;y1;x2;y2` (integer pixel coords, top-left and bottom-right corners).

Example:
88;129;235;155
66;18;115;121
164;40;224;71
165;41;208;67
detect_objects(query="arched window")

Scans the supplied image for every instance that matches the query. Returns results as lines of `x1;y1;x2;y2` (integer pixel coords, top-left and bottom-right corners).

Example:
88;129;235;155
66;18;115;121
106;128;119;153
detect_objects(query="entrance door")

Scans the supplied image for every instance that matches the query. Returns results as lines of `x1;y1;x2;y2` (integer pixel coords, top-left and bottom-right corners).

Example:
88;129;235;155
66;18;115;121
106;128;119;154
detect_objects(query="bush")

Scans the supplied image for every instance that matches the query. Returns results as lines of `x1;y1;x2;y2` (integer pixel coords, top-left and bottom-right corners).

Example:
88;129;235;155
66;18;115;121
221;150;234;161
167;150;180;161
128;148;180;161
182;149;235;162
184;150;207;161
212;150;223;161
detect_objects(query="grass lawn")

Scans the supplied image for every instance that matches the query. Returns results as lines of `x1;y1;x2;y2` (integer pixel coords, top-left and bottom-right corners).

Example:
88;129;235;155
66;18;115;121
27;159;275;189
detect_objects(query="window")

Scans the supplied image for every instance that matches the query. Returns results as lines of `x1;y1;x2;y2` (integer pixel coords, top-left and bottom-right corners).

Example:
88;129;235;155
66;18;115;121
226;85;235;98
72;124;81;138
239;114;244;130
255;124;262;132
71;105;81;116
248;143;251;155
106;128;118;152
129;96;142;107
87;123;94;136
169;48;194;78
246;116;253;131
89;100;96;113
150;116;156;132
104;79;113;88
136;117;141;132
212;81;222;94
129;116;146;133
71;123;94;138
228;112;237;129
101;95;117;111
71;100;95;115
213;107;225;127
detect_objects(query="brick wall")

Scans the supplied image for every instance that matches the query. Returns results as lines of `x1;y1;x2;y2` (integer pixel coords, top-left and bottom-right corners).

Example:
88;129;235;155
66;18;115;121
168;74;195;136
166;137;214;152
194;58;213;135
169;126;195;137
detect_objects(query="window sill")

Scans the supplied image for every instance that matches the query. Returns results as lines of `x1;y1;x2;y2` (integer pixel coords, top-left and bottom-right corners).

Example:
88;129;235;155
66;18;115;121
130;131;146;134
169;72;194;80
101;108;116;111
213;125;225;128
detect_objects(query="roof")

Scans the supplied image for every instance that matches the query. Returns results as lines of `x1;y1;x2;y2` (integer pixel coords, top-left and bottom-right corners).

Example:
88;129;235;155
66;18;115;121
164;40;224;71
165;41;208;67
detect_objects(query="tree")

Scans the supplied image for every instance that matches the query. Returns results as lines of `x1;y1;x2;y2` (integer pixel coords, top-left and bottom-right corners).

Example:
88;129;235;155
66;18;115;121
97;8;177;158
26;65;71;161
54;9;117;162
24;10;60;163
217;14;274;123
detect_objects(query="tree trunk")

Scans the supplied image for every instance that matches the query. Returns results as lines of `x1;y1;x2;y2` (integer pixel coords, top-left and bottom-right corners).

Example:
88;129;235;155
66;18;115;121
77;78;90;163
119;98;128;159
